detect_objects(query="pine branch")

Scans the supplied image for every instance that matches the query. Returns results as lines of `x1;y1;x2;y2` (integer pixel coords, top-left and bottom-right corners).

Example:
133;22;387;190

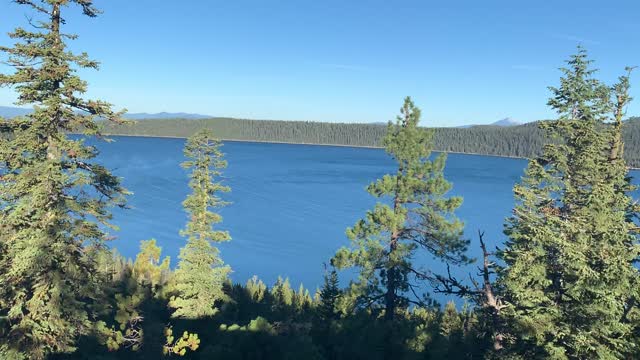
14;0;51;15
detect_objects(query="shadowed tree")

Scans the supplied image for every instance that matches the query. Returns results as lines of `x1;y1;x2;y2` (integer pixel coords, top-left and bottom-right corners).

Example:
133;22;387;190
317;267;342;322
0;1;128;358
169;129;231;319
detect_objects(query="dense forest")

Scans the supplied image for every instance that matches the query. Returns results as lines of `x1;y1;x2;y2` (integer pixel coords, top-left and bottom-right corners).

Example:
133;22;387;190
2;1;640;360
98;115;640;168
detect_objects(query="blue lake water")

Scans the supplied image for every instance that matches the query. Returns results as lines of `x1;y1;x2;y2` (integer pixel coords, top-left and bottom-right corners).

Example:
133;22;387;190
94;136;639;297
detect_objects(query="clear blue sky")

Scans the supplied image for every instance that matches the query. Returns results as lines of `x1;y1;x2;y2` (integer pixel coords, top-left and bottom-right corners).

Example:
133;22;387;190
1;0;639;126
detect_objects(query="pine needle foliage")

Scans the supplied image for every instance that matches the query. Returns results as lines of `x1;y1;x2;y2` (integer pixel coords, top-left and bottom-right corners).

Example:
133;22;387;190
498;47;640;359
332;97;470;321
169;130;231;319
0;1;127;358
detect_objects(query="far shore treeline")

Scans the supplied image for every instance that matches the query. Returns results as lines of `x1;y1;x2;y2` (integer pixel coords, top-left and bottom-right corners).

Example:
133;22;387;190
97;116;640;168
2;1;640;360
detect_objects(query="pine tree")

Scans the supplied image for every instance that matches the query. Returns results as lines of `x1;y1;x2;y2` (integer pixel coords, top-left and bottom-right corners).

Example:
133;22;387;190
498;48;640;359
93;239;173;354
317;269;341;322
246;276;268;303
293;283;312;312
0;1;127;358
169;129;231;319
133;239;171;291
438;301;465;358
271;276;294;308
608;67;639;224
312;268;342;360
331;97;469;357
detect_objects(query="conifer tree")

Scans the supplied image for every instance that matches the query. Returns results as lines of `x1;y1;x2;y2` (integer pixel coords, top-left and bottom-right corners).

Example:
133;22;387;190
608;67;639;223
169;130;231;319
0;1;127;358
93;239;173;354
331;97;469;358
332;97;469;320
293;283;312;312
246;276;267;303
312;268;342;360
498;48;640;359
133;239;171;290
271;276;294;309
439;301;465;357
317;268;341;322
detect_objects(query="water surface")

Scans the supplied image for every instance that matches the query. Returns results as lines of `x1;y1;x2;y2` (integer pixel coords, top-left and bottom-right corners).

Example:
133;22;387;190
94;136;638;295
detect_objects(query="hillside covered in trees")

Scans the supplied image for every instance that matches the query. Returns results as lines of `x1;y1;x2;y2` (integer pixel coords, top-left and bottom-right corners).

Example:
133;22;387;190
99;116;640;168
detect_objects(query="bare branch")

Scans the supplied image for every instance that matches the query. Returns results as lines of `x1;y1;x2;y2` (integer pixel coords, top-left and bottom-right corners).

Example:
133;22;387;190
15;0;51;15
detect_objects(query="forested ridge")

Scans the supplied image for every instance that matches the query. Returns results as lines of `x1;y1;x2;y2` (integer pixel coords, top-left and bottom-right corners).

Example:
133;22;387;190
2;1;640;359
99;116;640;167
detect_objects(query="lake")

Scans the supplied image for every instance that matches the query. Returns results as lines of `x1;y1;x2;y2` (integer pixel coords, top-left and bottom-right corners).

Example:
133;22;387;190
94;136;639;297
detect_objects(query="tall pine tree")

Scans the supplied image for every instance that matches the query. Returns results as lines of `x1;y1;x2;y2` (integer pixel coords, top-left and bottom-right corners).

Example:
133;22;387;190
0;1;127;358
498;48;640;359
332;97;469;319
169;129;231;319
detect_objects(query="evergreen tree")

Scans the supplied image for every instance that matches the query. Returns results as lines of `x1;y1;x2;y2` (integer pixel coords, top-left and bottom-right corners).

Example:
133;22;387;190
498;48;640;359
0;1;127;358
271;276;294;309
133;239;171;291
293;283;312;313
608;67;640;225
312;268;342;360
437;301;465;358
169;129;231;319
246;275;267;303
93;239;173;355
331;97;469;356
317;268;341;322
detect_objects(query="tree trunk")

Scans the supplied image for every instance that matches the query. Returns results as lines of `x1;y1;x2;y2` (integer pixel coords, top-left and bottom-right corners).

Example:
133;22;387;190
384;189;401;322
383;180;402;360
478;233;505;352
384;234;398;322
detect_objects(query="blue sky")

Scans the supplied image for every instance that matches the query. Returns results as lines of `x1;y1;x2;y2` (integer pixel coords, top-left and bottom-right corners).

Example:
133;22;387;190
1;0;639;126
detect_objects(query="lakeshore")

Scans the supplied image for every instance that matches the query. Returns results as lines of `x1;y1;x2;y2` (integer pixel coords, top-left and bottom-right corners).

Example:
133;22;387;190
103;132;640;170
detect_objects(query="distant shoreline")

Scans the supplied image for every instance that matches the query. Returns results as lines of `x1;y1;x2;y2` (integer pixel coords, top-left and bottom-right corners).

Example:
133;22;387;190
105;133;384;149
103;133;640;170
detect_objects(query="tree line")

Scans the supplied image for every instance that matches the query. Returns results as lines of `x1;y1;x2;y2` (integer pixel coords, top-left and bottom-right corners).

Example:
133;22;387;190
97;114;640;168
1;2;639;359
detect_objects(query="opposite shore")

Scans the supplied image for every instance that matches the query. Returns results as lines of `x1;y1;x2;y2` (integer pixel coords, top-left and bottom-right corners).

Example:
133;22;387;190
103;133;640;170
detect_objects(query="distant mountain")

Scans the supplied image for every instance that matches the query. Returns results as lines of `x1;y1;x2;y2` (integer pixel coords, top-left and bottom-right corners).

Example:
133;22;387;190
458;117;522;128
0;106;32;118
491;117;521;127
0;106;211;120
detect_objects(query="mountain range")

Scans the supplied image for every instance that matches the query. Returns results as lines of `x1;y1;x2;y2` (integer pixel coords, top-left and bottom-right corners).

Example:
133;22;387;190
0;106;32;118
0;106;523;127
0;106;212;120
